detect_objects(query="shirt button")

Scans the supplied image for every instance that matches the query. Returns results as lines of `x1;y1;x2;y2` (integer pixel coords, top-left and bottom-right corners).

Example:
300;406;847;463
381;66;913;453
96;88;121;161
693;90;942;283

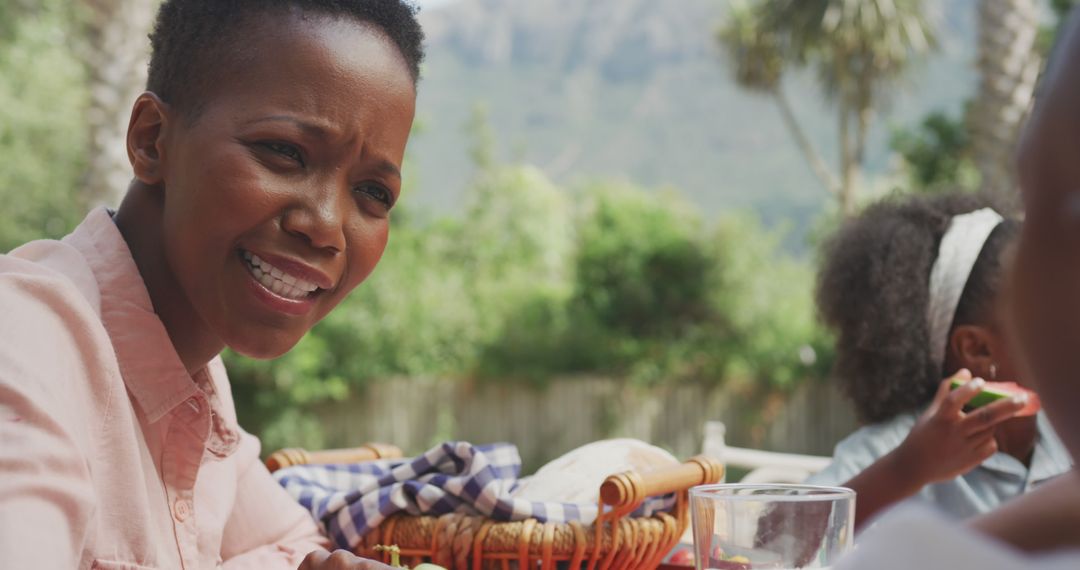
173;498;192;522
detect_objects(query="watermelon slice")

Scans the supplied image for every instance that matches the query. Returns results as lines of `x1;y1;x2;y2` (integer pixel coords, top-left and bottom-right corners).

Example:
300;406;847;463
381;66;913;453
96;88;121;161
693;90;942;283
949;378;1041;417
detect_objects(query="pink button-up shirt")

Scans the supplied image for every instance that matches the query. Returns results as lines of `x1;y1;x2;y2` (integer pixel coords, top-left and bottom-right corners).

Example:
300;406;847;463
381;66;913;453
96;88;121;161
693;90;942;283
0;208;328;569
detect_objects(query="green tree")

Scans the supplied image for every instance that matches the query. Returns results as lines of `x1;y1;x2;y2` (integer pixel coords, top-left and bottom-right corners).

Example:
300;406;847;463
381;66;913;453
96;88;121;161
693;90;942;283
0;2;88;251
890;111;978;193
78;0;158;207
969;0;1041;198
718;0;935;216
572;183;718;339
894;1;1075;197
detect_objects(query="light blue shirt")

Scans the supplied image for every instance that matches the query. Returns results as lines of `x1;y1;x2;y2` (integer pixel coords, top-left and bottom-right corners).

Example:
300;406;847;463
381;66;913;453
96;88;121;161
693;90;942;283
806;412;1073;519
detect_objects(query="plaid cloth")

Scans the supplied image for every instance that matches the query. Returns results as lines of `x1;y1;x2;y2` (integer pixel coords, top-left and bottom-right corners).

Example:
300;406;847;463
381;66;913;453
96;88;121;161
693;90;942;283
273;441;676;549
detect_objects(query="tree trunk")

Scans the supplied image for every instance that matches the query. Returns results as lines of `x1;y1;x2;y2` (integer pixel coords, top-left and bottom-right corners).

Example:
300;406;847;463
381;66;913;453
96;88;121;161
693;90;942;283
839;103;857;217
853;99;872;210
970;0;1040;200
79;0;159;208
772;87;839;198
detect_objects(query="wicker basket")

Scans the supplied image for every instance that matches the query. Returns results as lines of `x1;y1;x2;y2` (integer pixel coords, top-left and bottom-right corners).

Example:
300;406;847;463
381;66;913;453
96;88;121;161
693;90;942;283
268;444;723;570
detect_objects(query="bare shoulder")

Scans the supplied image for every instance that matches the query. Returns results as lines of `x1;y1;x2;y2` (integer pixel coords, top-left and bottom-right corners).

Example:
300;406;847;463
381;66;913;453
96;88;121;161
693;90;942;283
970;470;1080;553
840;503;1080;570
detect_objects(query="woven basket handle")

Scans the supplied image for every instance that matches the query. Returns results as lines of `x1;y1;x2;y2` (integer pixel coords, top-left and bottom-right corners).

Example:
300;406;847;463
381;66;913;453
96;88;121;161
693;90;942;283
265;443;404;472
598;455;723;509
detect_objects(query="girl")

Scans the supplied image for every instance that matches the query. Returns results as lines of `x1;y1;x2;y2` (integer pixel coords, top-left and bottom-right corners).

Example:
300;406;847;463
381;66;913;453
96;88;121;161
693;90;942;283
0;1;423;568
808;192;1072;527
836;11;1080;568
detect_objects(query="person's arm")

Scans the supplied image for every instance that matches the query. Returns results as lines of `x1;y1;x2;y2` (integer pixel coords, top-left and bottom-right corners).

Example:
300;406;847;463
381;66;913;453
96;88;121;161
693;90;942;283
220;432;403;570
0;382;96;568
841;372;1027;528
219;432;332;569
970;469;1080;553
0;277;98;568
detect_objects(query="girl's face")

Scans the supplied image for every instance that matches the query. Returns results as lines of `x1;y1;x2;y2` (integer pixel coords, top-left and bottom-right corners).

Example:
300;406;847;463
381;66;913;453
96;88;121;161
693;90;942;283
948;246;1023;385
154;15;415;358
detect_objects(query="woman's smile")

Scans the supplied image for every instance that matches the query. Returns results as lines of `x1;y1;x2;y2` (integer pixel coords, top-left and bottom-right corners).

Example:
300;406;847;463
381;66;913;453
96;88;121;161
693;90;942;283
237;248;334;315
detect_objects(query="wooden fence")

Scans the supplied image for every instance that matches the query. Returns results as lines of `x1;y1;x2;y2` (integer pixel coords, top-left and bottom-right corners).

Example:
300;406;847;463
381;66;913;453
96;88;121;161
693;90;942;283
315;376;858;472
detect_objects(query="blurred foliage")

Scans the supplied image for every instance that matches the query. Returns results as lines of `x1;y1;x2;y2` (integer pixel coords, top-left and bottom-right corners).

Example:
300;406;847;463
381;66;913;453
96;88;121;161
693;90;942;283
717;0;935;215
573;184;717;339
226;169;832;449
1041;0;1080;55
889;110;979;193
0;2;87;252
893;1;1080;196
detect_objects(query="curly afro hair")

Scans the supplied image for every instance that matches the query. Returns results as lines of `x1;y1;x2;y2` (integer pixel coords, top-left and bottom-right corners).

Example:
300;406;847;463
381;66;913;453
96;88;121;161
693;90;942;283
147;0;424;117
816;192;1020;424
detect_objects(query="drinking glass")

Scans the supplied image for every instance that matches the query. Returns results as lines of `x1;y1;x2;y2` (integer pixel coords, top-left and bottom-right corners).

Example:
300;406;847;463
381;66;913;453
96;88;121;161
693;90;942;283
689;484;855;569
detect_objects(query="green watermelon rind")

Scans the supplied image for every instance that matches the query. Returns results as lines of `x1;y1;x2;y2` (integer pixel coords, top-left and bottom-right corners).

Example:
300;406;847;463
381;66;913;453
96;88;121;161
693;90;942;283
948;378;1014;409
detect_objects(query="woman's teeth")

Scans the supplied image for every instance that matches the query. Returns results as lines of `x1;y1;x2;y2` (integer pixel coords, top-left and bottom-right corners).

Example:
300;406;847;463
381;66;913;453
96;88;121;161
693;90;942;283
242;251;318;300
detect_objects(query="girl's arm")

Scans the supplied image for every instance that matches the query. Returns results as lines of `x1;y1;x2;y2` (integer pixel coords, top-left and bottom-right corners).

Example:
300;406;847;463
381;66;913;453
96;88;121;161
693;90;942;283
842;372;1027;528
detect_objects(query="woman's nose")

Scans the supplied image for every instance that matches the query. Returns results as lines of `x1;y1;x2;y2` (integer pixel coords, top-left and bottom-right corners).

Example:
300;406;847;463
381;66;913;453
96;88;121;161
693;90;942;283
281;184;348;253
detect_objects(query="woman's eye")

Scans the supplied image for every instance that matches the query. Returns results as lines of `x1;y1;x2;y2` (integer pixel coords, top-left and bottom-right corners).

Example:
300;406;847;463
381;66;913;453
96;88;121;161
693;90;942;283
354;183;394;210
261;142;304;166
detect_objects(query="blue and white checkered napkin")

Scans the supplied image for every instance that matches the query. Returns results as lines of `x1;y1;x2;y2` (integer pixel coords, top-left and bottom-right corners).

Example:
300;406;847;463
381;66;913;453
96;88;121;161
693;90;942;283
274;441;676;549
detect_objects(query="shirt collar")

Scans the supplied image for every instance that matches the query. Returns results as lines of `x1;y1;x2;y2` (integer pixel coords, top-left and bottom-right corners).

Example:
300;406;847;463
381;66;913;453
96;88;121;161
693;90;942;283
65;207;200;423
979;411;1074;481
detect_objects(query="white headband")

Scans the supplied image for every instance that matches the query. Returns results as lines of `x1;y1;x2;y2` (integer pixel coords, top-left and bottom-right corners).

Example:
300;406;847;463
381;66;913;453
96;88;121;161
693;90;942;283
926;207;1005;371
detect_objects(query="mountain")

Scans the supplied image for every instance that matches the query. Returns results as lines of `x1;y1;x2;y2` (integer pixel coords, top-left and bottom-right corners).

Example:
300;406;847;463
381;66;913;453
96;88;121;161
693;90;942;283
406;0;978;238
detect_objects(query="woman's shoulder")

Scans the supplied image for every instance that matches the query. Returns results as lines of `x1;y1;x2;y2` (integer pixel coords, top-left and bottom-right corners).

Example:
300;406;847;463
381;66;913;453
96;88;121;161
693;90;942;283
837;503;1080;570
1;239;116;427
3;235;102;313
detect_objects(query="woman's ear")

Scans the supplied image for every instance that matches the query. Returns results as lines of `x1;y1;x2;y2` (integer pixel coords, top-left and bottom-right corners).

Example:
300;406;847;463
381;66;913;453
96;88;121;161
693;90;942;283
949;324;996;379
126;92;171;185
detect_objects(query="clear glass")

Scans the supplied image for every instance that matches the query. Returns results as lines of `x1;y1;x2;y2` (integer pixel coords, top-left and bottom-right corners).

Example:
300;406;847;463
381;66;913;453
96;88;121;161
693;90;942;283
689;484;855;569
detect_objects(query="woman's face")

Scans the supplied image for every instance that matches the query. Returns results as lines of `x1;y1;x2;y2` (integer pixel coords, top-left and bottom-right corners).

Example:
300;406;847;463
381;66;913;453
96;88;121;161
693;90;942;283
155;15;415;358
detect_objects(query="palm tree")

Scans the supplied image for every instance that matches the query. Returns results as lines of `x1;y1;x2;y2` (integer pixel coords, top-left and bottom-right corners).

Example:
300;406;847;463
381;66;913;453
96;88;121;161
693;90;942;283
79;0;159;207
718;4;840;199
718;0;934;216
968;0;1041;199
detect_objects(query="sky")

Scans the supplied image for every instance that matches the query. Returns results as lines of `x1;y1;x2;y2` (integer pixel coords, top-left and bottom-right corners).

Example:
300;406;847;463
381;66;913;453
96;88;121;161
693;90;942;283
414;0;459;8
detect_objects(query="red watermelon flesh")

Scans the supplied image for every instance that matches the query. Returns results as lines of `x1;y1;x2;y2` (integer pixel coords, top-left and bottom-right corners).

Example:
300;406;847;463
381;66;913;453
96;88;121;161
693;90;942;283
949;378;1042;417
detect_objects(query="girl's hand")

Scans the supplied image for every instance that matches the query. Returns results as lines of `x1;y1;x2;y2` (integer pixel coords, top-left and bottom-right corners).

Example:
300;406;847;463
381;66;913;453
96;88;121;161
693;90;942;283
896;369;1029;485
298;549;396;570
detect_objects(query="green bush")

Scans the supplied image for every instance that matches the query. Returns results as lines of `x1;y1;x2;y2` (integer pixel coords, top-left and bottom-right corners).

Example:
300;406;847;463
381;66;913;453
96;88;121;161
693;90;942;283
0;6;87;252
229;170;836;437
572;183;720;338
711;215;834;389
889;111;977;194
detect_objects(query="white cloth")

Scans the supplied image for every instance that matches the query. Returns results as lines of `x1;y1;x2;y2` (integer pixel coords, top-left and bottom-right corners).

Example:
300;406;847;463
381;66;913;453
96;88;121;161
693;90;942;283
513;438;679;503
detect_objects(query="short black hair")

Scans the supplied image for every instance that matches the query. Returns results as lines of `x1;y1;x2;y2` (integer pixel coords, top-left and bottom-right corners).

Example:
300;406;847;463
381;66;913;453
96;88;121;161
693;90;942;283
816;192;1020;423
147;0;424;115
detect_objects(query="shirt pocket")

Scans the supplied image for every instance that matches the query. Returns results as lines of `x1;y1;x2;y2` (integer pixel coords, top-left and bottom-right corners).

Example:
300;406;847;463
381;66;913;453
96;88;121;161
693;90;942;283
91;560;160;570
